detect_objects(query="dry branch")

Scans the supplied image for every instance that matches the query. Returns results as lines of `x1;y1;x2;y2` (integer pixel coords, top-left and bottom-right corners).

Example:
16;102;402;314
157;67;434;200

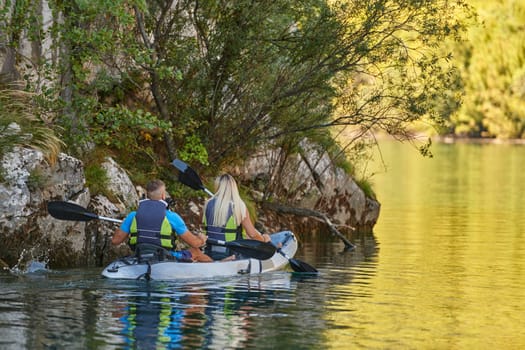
262;201;356;250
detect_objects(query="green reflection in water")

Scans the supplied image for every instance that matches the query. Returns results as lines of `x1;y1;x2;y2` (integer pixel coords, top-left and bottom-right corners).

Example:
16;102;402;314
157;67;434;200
325;141;525;349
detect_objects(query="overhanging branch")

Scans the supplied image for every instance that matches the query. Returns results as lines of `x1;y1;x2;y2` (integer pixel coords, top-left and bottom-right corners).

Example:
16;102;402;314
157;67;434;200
261;201;355;250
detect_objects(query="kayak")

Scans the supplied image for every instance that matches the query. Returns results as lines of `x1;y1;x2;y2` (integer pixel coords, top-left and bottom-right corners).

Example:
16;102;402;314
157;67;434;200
47;158;317;277
101;231;298;280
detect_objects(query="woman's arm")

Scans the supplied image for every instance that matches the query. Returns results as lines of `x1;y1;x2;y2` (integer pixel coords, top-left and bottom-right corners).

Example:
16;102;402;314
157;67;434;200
241;211;271;243
179;231;213;262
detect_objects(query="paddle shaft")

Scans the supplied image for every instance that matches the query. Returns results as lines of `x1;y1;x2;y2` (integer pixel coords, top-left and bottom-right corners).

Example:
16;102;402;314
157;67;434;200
99;216;122;224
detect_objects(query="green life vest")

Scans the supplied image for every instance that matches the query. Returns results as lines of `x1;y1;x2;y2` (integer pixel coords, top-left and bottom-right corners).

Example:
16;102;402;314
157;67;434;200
203;198;244;241
129;199;174;249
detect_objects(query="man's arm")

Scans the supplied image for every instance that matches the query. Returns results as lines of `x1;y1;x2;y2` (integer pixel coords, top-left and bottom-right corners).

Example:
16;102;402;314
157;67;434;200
179;231;207;248
112;228;129;245
111;212;135;245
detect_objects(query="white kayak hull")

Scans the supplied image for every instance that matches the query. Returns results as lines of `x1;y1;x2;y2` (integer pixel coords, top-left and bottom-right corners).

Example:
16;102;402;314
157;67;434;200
101;231;298;280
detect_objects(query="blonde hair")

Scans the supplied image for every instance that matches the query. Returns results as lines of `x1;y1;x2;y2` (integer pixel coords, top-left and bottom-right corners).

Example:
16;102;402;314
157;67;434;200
209;174;246;227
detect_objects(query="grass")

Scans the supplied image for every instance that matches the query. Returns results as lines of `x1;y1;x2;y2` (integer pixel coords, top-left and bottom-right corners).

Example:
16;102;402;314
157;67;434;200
82;148;118;201
0;87;64;164
355;177;376;200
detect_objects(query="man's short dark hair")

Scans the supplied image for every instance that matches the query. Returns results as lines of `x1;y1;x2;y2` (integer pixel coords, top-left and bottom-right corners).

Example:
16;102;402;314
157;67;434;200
146;179;165;198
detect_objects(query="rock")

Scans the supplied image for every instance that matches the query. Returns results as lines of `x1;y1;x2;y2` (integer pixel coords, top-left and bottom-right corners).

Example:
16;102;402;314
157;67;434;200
0;147;88;267
0;149;142;268
101;157;139;210
0;143;380;268
85;195;130;266
241;140;380;234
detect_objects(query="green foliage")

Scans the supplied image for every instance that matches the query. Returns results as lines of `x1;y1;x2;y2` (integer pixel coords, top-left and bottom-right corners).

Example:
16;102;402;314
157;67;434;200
332;1;473;144
84;162;109;197
449;0;525;139
26;166;48;191
178;134;209;167
1;0;477;201
91;106;171;150
355;177;376;201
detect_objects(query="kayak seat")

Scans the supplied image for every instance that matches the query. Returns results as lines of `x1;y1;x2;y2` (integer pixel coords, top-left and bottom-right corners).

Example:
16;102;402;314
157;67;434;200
135;243;174;263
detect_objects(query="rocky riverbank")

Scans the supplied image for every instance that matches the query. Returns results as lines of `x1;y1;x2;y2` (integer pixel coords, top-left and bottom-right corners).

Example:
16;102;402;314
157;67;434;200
0;146;379;269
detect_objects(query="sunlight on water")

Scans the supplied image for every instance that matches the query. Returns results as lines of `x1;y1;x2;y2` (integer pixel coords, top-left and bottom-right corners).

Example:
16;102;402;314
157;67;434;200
0;141;524;349
321;141;525;349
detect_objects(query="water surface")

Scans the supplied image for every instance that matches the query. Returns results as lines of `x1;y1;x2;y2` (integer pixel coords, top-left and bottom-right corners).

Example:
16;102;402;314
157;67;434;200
1;141;524;349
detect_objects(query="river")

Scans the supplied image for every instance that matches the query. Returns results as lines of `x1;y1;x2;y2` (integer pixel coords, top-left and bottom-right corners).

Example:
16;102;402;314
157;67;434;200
1;140;524;349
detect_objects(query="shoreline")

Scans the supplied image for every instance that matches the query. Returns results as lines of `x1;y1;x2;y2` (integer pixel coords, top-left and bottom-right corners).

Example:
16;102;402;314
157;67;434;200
433;135;525;145
371;132;525;145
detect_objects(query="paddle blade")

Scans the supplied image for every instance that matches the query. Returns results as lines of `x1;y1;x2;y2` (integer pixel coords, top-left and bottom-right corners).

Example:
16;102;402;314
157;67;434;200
289;258;318;273
225;239;276;260
171;159;188;172
47;201;98;221
172;159;205;191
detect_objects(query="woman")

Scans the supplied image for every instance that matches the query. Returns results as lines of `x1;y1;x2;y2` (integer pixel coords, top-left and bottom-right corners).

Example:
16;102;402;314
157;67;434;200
203;174;271;260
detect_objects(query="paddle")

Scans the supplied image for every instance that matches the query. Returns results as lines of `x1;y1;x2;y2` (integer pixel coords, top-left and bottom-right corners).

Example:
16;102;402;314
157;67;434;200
276;247;318;273
47;200;271;260
47;200;122;223
172;159;214;197
171;159;318;273
207;238;275;260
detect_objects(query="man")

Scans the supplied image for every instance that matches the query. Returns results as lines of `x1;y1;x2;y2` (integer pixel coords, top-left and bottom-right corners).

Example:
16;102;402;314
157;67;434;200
111;179;212;262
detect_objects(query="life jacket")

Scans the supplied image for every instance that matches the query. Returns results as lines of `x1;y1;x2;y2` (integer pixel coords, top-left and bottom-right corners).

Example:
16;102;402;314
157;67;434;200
203;197;243;241
122;296;184;348
129;199;174;249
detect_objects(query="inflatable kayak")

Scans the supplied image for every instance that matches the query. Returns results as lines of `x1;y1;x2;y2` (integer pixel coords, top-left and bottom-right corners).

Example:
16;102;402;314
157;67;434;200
101;231;298;280
47;159;317;278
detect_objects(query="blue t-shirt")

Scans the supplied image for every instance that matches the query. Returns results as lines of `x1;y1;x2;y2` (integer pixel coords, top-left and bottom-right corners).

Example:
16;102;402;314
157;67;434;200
120;210;188;235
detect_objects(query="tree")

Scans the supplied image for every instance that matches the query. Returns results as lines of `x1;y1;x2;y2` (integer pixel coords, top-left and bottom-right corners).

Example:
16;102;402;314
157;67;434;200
1;0;472;178
450;0;525;139
126;0;472;169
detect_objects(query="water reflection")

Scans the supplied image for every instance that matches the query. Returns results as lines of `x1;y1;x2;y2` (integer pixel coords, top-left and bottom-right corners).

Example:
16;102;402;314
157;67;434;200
1;267;335;349
100;273;299;349
339;141;525;349
114;286;207;349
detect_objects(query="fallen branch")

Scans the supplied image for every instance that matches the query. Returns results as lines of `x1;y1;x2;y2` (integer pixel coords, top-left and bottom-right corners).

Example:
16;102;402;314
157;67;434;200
261;201;355;250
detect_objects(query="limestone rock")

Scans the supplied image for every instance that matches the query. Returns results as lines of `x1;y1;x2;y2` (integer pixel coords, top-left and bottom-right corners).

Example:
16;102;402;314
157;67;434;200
0;147;88;267
241;141;380;234
101;157;139;210
0;143;380;269
85;195;129;266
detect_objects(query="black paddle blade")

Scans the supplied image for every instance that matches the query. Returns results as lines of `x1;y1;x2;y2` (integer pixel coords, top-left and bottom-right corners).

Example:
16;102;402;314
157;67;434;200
171;159;205;191
225;239;276;260
47;201;98;221
289;258;318;273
